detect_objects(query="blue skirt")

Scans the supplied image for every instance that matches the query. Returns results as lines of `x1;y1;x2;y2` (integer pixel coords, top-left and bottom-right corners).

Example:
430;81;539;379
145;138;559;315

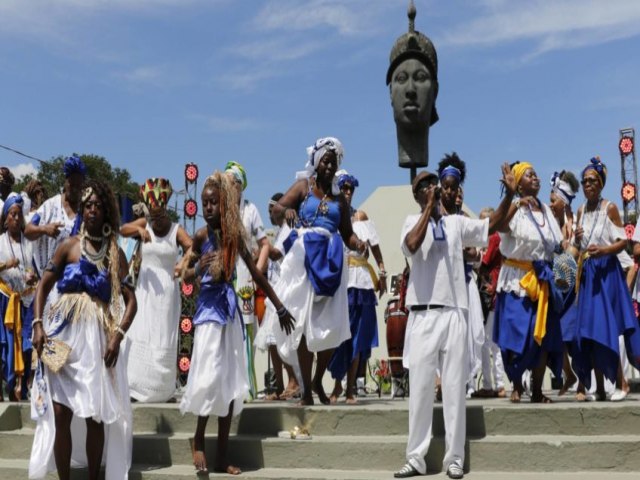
493;291;563;383
328;288;378;381
0;294;33;398
570;254;640;387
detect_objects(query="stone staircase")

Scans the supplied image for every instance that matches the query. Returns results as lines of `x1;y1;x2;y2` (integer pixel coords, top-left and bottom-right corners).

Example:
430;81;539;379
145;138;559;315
1;396;640;479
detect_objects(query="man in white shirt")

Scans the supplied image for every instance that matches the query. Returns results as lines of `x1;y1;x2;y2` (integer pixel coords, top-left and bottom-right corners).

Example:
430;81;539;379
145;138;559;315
395;166;515;479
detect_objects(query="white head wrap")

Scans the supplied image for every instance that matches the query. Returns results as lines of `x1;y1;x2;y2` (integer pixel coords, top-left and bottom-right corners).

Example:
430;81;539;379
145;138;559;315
550;172;577;206
296;137;344;195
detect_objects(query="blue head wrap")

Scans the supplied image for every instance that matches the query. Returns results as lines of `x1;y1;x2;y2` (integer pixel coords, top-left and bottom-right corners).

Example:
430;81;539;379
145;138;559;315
581;156;607;187
439;165;462;182
336;169;359;190
2;193;23;218
63;155;87;179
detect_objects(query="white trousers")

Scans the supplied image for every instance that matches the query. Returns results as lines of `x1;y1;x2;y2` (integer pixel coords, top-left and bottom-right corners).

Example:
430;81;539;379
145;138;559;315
481;311;505;391
404;307;467;474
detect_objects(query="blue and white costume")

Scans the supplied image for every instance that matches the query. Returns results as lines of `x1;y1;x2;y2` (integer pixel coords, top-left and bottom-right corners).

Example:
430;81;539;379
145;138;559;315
29;257;132;480
179;229;249;418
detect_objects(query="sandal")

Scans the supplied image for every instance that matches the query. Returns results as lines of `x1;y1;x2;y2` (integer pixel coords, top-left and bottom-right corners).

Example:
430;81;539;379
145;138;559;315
531;393;553;404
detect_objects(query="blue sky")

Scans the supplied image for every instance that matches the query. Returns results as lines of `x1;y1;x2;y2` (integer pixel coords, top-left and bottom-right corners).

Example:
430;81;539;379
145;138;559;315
1;0;640;227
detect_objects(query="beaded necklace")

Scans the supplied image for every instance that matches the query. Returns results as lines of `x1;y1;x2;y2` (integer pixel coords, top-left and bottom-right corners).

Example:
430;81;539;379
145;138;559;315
81;234;108;271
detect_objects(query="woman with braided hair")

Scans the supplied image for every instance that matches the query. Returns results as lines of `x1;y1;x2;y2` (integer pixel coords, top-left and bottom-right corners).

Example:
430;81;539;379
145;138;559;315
179;171;294;475
30;179;137;480
120;178;192;403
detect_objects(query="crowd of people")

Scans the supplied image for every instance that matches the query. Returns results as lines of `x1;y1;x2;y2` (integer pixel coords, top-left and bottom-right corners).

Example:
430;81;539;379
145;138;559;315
1;142;640;479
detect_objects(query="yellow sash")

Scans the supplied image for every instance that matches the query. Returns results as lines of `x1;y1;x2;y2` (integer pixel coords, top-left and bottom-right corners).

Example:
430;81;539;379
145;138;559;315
503;258;549;346
348;256;379;292
0;278;25;376
575;251;591;297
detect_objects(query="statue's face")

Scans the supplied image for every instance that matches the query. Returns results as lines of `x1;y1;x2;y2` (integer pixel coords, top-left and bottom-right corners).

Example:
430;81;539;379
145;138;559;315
390;58;435;129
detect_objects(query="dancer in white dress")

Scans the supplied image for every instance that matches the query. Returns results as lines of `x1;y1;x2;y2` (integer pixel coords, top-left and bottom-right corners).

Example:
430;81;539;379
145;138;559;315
120;178;192;402
30;179;137;480
179;172;293;475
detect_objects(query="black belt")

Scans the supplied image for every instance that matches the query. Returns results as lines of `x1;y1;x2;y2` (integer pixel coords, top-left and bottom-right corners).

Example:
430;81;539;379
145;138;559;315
410;304;445;312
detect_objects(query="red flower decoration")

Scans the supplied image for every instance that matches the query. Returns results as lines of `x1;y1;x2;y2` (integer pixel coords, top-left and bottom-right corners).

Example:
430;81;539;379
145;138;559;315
178;356;191;373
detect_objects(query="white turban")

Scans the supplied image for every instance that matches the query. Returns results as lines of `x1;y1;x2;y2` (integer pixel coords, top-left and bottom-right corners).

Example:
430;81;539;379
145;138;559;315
296;137;344;195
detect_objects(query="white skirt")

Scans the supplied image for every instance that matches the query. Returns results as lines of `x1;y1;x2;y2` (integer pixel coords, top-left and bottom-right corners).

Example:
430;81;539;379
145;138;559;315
269;228;350;367
29;297;132;480
179;317;249;418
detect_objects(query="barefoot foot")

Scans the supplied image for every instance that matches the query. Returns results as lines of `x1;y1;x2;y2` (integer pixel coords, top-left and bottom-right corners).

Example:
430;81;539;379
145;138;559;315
191;438;208;474
312;378;330;405
214;463;241;475
329;384;343;405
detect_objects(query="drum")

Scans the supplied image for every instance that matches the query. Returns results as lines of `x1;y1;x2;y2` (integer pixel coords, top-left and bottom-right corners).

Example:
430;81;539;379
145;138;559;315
385;298;408;378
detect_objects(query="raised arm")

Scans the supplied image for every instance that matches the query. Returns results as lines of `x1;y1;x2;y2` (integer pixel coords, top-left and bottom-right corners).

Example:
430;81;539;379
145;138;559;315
272;179;308;227
404;184;438;255
488;163;517;234
119;217;150;242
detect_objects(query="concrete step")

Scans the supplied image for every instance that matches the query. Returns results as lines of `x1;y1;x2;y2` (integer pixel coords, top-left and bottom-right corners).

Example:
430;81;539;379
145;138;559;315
1;459;640;480
3;428;640;472
7;397;640;437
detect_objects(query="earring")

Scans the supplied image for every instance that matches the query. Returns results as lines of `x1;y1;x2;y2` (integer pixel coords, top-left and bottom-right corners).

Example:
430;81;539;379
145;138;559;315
102;223;112;237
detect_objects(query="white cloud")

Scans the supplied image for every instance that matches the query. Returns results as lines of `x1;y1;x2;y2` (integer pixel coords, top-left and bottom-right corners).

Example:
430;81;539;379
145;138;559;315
5;162;38;180
110;65;188;88
188;113;262;133
231;38;324;63
441;0;640;58
253;0;398;36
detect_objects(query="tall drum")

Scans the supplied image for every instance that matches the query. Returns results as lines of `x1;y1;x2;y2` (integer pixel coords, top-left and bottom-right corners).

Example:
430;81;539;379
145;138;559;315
385;298;408;378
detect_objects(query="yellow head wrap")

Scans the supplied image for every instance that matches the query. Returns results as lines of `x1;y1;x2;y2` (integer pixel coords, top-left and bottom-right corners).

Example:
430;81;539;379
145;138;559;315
512;162;534;187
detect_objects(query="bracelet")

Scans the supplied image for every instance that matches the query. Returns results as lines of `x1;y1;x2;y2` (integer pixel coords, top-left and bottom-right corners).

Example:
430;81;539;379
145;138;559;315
379;270;387;278
115;326;126;337
276;306;288;318
32;318;43;327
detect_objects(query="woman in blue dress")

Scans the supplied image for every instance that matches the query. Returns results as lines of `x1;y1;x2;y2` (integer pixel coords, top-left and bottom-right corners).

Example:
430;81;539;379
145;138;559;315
571;157;640;401
270;137;366;406
327;170;387;404
30;180;137;480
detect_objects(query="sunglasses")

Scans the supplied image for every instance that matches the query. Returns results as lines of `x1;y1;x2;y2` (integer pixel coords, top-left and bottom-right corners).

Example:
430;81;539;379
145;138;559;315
581;178;600;186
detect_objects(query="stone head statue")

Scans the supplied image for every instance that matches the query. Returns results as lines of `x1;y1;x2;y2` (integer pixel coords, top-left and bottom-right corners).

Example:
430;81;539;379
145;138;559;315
387;0;439;169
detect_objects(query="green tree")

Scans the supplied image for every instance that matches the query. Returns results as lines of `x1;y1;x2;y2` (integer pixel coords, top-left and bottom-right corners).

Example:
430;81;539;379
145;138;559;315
15;154;139;200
